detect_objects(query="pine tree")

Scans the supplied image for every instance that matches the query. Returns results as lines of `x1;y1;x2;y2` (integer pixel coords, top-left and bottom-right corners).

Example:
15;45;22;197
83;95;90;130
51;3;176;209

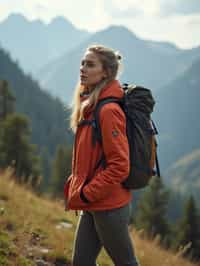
175;195;200;260
0;113;41;186
39;147;51;193
50;144;72;197
135;176;170;244
0;80;15;119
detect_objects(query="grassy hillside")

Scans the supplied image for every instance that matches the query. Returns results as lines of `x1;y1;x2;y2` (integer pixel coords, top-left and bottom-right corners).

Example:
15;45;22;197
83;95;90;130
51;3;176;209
0;168;198;266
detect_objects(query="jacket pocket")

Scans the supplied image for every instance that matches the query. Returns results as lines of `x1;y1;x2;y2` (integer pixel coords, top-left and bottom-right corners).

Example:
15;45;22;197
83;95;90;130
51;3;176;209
64;175;73;210
67;175;88;209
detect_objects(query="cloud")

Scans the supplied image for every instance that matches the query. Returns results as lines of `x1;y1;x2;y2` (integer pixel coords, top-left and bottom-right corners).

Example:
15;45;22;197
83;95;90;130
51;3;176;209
106;0;200;18
160;0;200;16
101;0;200;48
187;15;200;27
0;0;101;22
104;0;160;17
35;4;47;12
103;1;143;18
0;0;22;21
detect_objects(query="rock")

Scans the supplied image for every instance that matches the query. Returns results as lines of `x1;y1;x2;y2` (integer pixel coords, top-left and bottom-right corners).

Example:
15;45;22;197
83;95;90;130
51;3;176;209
0;207;5;215
6;222;15;231
40;248;49;254
56;222;73;230
35;259;51;266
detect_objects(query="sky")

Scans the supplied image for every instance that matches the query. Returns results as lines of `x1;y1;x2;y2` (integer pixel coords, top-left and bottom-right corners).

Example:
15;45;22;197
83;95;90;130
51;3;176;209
0;0;200;49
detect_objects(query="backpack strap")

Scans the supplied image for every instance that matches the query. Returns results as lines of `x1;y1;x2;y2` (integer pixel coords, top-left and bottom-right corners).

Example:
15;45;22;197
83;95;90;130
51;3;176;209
92;97;122;145
151;119;161;177
78;119;95;127
77;99;120;171
78;97;122;171
155;150;161;177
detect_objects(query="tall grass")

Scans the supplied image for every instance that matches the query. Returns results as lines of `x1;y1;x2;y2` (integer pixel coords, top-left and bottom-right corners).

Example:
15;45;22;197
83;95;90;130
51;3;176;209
0;168;199;266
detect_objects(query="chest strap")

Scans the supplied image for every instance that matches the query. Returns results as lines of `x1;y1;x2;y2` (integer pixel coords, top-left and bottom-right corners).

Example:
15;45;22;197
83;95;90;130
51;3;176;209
78;119;96;127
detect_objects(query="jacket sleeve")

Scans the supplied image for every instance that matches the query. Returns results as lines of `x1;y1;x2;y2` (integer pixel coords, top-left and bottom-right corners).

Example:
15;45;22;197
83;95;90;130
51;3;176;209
82;103;130;203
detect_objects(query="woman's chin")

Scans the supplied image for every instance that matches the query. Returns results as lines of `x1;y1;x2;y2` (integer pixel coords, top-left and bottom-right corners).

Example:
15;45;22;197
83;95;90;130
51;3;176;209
80;80;87;86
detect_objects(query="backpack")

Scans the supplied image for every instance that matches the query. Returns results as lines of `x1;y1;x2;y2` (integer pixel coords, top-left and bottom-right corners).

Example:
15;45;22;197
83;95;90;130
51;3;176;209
78;83;160;190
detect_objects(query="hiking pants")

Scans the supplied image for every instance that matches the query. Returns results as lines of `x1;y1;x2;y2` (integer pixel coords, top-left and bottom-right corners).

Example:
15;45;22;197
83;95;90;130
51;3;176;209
72;203;140;266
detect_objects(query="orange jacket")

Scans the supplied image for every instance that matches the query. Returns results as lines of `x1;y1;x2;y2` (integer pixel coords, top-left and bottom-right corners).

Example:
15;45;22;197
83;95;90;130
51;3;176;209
64;80;132;211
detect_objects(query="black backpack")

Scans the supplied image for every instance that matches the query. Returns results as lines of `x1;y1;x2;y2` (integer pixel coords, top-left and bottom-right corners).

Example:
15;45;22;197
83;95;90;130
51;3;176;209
78;83;160;190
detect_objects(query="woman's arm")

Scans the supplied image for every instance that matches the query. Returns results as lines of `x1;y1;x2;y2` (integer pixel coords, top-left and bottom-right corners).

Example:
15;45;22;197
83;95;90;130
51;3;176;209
82;103;130;203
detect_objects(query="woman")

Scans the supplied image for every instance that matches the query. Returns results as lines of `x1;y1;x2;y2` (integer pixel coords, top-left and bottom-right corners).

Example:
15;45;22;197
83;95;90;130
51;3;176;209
64;45;140;266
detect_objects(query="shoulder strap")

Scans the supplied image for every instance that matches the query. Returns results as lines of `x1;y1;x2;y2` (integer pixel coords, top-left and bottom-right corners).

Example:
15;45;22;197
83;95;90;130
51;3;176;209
78;120;94;127
151;119;161;177
92;97;122;145
91;97;122;171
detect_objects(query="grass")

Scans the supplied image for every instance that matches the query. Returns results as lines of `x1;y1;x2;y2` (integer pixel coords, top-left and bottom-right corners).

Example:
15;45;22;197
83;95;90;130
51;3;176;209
0;167;199;266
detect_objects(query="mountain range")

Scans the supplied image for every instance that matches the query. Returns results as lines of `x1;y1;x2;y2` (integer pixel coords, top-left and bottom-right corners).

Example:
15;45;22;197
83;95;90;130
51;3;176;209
35;25;200;103
166;149;200;200
154;56;200;171
1;15;200;103
152;57;200;201
0;13;90;73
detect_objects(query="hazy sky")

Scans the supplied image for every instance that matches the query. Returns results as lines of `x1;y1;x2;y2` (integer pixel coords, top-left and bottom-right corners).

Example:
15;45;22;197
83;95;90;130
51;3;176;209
0;0;200;49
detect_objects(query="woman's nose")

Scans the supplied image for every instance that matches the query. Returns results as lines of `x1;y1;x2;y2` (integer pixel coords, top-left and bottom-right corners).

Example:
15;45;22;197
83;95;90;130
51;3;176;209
80;64;85;73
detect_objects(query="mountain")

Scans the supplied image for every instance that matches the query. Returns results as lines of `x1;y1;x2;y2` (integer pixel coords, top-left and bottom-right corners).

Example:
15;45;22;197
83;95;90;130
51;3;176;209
166;149;200;194
153;57;200;173
145;40;180;55
0;13;90;73
0;47;73;158
36;25;200;103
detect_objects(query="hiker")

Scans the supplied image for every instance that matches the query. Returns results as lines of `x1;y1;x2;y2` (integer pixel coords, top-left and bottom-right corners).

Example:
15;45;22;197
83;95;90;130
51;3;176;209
64;44;140;266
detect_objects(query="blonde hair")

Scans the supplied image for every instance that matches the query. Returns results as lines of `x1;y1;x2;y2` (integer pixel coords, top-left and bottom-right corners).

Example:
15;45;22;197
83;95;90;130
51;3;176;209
70;44;122;132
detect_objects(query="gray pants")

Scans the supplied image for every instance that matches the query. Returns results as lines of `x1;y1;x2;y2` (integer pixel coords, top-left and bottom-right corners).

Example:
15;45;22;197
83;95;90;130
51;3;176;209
72;203;140;266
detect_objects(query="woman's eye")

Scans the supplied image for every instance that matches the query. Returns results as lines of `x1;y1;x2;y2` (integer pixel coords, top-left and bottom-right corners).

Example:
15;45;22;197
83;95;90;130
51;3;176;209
87;63;94;67
81;60;95;67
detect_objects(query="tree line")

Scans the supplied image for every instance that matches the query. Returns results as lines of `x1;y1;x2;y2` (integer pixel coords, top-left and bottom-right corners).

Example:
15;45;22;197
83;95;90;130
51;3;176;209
133;176;200;262
0;79;72;194
0;48;73;192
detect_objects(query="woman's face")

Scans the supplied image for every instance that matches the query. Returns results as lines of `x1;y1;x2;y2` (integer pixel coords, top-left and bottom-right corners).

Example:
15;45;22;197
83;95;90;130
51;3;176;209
80;51;107;90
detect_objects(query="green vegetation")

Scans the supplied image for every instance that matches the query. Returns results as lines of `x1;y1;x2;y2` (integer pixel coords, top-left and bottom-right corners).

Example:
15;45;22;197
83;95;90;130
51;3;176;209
175;196;200;260
135;176;170;246
0;81;41;188
0;77;72;193
134;177;200;262
0;48;73;193
0;172;198;266
50;144;72;196
0;113;41;185
0;230;16;266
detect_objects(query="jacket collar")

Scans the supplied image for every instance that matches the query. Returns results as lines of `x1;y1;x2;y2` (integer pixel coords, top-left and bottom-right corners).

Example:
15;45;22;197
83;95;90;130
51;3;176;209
98;79;124;100
80;80;124;117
